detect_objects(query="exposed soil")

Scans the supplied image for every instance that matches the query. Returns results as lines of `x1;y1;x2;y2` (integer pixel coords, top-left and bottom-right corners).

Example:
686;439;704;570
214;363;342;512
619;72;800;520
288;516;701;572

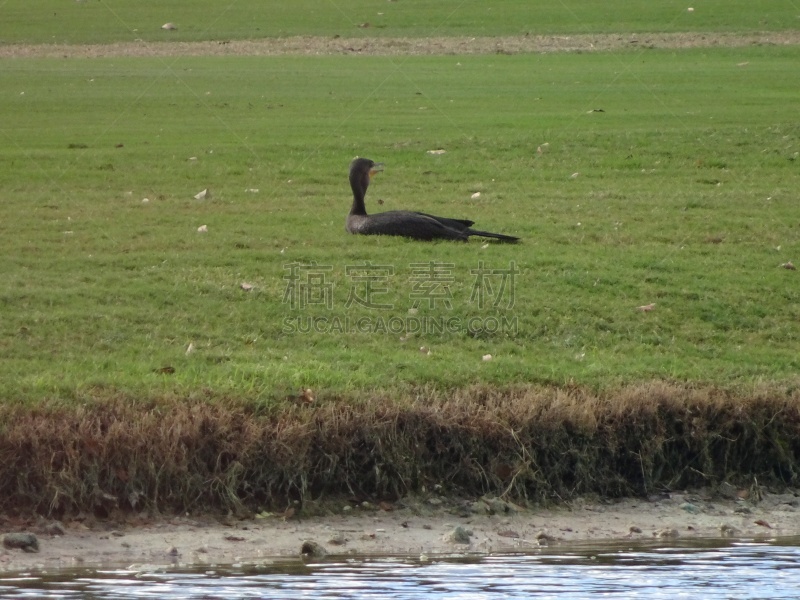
2;31;800;59
3;491;800;572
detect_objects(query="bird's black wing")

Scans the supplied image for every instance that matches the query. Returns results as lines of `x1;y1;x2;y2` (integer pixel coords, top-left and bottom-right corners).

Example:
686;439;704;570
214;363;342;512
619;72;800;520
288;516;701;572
413;212;475;231
360;210;468;241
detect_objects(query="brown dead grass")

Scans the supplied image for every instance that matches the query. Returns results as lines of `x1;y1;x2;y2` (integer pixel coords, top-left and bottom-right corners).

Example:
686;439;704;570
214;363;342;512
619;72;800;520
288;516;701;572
2;31;800;59
1;382;799;517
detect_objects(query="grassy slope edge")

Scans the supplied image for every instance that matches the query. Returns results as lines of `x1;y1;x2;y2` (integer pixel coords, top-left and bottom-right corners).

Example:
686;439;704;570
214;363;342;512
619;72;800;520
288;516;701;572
1;382;799;516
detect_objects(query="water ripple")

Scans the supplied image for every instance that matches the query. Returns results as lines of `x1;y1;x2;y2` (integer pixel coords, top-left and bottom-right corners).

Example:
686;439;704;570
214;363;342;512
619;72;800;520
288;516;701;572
3;539;800;599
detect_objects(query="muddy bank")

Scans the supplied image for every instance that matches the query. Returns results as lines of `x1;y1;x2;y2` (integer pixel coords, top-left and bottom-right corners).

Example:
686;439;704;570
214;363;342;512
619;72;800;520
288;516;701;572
3;490;800;572
2;31;800;59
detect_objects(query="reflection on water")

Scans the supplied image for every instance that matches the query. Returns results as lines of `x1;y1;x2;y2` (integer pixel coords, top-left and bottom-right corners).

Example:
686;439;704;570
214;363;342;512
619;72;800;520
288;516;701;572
2;538;800;599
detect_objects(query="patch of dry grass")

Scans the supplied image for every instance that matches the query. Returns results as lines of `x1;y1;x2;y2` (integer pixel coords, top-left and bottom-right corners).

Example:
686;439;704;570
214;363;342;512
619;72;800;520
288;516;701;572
1;382;798;517
2;32;800;59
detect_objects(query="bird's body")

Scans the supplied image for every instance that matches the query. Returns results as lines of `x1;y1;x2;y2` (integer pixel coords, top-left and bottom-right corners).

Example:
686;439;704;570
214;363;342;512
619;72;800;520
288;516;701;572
347;210;475;241
345;158;519;242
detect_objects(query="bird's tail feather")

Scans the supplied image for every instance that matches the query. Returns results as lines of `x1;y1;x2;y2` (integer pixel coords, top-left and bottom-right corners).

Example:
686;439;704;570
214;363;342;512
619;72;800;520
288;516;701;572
469;230;520;243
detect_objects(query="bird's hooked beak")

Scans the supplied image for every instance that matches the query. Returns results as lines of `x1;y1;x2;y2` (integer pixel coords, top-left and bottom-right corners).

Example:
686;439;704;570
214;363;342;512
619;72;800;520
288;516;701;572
369;163;384;178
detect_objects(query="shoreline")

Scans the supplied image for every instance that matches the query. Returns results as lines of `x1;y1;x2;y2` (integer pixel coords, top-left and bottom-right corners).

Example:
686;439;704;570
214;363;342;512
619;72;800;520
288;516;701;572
3;490;799;573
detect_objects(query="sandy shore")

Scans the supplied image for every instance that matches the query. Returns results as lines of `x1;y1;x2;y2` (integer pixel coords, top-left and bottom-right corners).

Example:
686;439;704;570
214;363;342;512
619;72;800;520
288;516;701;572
2;490;799;573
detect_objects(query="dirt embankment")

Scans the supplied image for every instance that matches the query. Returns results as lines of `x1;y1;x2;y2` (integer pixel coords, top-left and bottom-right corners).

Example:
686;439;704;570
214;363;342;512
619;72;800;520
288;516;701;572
2;31;800;59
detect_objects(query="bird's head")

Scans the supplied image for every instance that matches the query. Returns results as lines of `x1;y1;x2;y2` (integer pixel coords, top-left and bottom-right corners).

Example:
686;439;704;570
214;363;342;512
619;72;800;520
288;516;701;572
349;157;384;193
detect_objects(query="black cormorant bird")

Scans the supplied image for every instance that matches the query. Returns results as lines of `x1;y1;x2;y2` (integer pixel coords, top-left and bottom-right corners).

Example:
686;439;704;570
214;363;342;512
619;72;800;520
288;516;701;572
345;157;519;242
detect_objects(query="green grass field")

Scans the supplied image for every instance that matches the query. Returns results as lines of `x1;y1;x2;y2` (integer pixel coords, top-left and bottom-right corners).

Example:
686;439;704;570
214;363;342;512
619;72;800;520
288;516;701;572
2;0;798;44
1;3;799;404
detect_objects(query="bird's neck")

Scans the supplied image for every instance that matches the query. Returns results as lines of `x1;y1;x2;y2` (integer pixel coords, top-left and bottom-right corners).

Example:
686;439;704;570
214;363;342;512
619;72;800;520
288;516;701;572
349;173;368;216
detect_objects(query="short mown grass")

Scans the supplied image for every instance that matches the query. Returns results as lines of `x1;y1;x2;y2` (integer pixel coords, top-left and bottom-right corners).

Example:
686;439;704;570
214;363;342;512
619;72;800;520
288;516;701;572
2;46;798;403
2;0;798;44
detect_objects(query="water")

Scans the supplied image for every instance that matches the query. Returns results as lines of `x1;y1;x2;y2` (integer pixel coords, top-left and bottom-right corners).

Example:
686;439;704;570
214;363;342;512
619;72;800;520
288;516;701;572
2;538;800;599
